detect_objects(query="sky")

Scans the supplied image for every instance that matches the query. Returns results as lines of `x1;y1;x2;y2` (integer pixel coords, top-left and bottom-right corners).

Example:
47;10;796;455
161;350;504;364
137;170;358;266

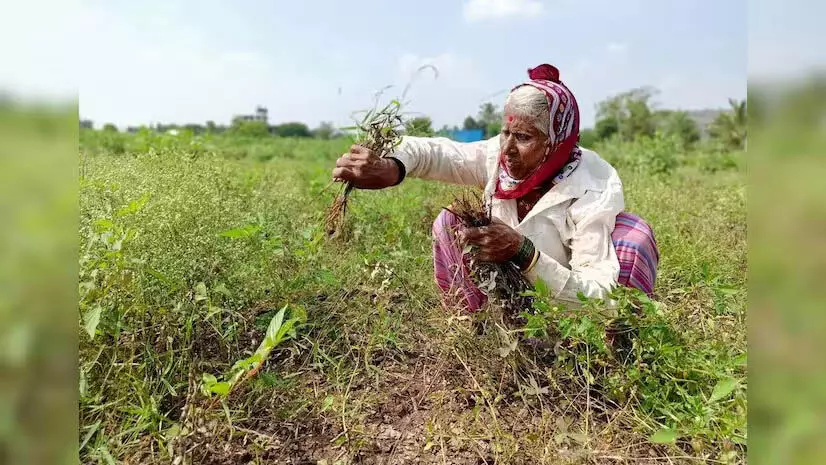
6;0;817;131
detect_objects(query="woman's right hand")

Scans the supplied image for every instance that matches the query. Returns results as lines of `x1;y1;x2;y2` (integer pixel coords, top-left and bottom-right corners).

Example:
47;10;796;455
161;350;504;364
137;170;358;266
332;145;401;190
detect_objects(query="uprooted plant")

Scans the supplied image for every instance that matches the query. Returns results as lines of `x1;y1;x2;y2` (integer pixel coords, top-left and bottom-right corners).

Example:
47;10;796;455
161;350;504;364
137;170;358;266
444;189;534;318
324;65;438;238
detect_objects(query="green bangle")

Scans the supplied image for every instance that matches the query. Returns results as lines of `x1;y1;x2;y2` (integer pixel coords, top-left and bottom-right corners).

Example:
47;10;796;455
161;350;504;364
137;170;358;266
512;236;535;269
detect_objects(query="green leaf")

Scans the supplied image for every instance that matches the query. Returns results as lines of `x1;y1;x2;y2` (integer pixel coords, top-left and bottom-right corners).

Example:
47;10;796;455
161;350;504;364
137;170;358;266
709;377;739;402
208;382;232;396
83;306;102;339
116;193;150;217
194;282;208;301
265;306;288;343
321;396;335;412
534;278;549;298
93;219;114;232
650;428;678;444
274;318;298;346
213;282;231;297
79;421;100;452
733;353;747;367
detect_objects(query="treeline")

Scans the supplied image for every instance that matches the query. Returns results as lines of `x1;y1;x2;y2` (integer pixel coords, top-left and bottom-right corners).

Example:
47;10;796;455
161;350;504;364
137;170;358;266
580;86;746;151
81;86;746;150
81;118;346;140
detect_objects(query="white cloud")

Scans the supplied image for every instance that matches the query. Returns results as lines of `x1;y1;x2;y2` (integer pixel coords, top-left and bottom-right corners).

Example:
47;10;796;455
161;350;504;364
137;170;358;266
606;42;628;54
463;0;545;22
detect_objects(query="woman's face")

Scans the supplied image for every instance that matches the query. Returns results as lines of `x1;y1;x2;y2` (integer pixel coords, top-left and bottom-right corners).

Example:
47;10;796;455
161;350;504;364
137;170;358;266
499;111;548;179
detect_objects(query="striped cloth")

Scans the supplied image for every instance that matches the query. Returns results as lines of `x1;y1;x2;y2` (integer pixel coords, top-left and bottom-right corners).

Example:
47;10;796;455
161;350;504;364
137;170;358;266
431;209;659;312
613;212;659;296
431;209;488;312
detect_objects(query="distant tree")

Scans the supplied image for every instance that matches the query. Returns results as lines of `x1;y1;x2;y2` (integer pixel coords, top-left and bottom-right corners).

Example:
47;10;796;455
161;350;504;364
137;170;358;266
657;110;700;147
184;123;205;134
273;122;312;138
206;120;217;133
578;128;599;148
313;121;336;140
102;123;118;132
463;116;483;131
80;119;94;129
709;98;747;150
594;118;619;141
477;102;503;137
595;87;658;141
230;119;270;137
487;121;502;137
405;116;434;136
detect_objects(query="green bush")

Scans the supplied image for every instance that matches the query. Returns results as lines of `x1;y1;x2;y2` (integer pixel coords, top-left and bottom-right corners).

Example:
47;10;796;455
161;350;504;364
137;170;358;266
596;133;682;176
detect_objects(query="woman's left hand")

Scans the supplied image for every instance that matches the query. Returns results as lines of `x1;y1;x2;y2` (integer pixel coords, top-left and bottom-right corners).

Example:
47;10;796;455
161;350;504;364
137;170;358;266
457;217;523;263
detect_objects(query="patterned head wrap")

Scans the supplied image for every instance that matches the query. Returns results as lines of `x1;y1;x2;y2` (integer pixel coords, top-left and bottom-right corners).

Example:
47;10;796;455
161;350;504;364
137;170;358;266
494;64;582;199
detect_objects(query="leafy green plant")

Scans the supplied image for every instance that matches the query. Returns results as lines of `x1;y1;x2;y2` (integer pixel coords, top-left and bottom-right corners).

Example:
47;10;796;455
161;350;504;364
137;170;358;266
200;305;307;399
78;192;150;341
518;280;747;447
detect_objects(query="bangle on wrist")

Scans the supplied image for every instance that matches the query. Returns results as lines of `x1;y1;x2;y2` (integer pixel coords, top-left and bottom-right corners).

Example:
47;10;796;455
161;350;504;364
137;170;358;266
523;248;540;274
512;236;535;270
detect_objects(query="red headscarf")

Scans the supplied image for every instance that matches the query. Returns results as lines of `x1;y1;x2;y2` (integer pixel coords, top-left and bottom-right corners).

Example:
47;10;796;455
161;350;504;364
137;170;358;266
494;64;581;200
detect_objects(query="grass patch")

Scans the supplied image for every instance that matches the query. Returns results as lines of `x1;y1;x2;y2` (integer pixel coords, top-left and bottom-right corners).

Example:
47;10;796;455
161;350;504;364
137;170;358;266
78;131;746;464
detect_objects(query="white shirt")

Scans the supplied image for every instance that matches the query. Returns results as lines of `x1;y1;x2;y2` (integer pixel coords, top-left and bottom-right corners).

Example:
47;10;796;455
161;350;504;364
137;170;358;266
391;135;625;304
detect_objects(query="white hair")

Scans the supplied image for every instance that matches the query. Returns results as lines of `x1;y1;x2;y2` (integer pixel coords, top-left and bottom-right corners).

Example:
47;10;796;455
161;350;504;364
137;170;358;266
504;85;550;136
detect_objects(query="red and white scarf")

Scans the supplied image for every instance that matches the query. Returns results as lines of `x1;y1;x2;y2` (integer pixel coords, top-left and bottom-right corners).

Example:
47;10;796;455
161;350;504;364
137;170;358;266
494;64;581;200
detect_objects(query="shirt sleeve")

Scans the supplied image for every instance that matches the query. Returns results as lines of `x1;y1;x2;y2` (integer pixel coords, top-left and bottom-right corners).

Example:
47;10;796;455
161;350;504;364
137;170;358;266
390;136;491;189
523;182;625;304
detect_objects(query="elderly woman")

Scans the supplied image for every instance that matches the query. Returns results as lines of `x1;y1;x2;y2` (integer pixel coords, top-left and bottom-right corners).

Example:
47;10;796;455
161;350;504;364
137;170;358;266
332;64;658;312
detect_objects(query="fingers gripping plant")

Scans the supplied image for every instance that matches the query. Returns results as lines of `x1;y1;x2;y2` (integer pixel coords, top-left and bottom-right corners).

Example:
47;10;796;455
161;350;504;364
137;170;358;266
445;190;533;316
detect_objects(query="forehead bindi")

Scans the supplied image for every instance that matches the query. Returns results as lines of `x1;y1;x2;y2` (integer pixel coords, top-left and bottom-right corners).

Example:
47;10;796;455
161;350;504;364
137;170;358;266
504;114;536;133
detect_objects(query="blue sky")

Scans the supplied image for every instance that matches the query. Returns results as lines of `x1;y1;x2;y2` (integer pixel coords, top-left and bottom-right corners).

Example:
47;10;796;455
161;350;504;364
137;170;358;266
5;0;767;129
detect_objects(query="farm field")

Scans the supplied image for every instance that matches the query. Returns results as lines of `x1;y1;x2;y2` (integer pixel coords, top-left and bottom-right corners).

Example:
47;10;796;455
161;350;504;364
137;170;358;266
78;129;747;464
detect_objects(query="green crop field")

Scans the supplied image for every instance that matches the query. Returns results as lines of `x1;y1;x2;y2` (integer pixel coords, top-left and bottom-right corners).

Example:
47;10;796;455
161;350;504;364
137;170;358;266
78;128;746;464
